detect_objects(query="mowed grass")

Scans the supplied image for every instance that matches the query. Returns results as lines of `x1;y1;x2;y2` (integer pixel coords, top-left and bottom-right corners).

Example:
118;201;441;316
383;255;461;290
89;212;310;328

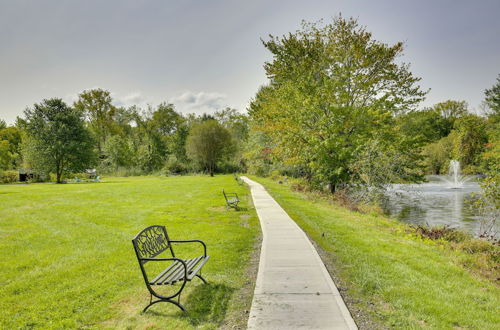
251;176;500;329
0;176;260;329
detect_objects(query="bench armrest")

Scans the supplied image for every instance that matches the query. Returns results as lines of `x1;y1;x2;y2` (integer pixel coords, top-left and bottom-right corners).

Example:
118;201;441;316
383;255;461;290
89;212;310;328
169;240;207;257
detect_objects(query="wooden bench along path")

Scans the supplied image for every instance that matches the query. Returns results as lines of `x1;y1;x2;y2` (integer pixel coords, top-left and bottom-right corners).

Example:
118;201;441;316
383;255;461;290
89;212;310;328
132;225;209;312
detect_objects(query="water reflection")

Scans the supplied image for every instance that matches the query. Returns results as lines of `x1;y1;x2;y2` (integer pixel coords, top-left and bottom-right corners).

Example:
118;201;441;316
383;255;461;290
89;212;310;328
381;177;492;235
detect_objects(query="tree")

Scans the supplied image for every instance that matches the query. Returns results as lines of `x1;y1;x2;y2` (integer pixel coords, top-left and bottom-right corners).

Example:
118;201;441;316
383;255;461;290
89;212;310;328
431;100;468;134
396;109;450;144
132;104;177;172
103;135;135;170
249;17;427;191
0;125;22;169
452;114;488;169
214;108;250;142
151;103;181;136
484;74;500;119
74;88;116;154
23;99;96;183
186;120;234;176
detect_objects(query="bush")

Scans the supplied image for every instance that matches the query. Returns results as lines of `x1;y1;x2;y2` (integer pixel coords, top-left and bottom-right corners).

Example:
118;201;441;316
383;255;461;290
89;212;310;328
413;224;470;242
0;170;18;183
216;160;241;174
459;239;496;254
164;156;189;175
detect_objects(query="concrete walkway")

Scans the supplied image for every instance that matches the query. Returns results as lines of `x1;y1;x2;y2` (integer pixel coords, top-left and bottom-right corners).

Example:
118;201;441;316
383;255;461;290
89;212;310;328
242;177;357;330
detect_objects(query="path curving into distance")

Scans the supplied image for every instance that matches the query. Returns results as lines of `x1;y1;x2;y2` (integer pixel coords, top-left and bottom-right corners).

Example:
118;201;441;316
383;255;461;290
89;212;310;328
242;177;357;330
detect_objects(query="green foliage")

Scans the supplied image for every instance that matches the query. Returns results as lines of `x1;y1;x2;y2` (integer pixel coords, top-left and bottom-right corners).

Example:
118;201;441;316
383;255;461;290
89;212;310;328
452;114;488;168
74;88;117;154
432;100;468;124
0;169;18;183
151;102;182;136
350;139;423;189
480;121;500;174
396;108;451;144
243;129;274;176
23;98;97;183
186;120;234;176
421;133;456;174
0;125;22;170
214;107;250;142
484;74;500;119
0;140;11;170
249;16;427;191
103;135;136;170
163;155;190;175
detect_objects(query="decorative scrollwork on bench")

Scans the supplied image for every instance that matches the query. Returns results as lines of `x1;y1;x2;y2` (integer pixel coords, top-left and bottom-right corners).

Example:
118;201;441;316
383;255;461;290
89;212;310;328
134;225;169;258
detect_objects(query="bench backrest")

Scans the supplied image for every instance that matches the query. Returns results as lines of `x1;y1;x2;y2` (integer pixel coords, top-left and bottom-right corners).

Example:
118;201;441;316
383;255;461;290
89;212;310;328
132;225;175;262
222;189;238;201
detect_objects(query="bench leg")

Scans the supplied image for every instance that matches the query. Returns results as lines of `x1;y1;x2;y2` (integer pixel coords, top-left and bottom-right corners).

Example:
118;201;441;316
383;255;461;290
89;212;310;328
196;273;208;284
143;298;187;313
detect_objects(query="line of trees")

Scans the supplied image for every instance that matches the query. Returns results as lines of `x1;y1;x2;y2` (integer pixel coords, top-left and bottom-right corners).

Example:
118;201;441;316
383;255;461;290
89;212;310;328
0;89;249;183
1;16;498;194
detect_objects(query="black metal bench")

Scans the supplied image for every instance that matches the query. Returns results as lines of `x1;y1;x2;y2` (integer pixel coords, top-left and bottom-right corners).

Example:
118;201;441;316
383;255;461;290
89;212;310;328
132;225;209;312
222;189;240;209
233;173;243;185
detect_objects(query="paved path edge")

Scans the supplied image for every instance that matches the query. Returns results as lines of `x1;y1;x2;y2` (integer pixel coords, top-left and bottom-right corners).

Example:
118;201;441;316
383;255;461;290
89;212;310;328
242;176;357;330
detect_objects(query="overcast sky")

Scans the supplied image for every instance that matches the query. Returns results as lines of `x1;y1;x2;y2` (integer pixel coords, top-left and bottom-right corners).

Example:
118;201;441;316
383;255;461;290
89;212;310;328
1;0;499;124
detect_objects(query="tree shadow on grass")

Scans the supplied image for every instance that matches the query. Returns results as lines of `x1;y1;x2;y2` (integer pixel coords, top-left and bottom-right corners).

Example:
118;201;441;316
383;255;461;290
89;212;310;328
181;282;235;326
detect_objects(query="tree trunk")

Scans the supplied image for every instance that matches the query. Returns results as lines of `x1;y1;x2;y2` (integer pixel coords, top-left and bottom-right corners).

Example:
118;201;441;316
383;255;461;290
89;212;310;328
55;161;62;183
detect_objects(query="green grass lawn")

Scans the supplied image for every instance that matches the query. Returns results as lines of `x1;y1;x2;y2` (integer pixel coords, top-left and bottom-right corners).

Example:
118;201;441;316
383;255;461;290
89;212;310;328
0;175;260;329
251;176;500;329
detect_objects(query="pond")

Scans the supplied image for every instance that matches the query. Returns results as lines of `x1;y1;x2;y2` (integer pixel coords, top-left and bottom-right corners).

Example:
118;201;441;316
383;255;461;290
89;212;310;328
381;176;495;236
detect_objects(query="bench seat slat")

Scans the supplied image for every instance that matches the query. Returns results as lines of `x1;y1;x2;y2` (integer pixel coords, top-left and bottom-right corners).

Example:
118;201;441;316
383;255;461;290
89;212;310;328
187;256;210;280
162;257;202;284
150;256;204;285
150;261;181;284
151;260;185;285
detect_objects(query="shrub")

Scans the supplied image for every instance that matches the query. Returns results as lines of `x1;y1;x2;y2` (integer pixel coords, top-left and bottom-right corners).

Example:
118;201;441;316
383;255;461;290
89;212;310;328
459;239;496;254
413;224;470;242
217;160;241;174
164;156;189;175
0;170;18;183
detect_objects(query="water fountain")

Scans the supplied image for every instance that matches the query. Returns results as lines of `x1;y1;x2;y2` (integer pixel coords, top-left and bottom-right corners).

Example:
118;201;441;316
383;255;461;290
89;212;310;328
448;160;463;189
382;159;484;235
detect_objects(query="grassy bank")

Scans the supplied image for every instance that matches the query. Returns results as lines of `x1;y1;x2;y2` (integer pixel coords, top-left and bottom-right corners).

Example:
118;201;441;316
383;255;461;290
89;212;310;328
0;176;259;329
251;176;499;329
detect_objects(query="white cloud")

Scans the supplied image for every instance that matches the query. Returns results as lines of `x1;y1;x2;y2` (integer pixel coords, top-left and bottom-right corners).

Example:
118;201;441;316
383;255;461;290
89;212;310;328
113;91;146;107
171;90;228;114
63;87;147;108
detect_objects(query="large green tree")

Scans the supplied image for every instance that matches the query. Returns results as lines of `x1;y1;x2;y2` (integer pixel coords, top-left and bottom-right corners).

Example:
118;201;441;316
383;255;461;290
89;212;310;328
249;17;427;191
23;99;96;183
74;89;117;154
186;120;234;176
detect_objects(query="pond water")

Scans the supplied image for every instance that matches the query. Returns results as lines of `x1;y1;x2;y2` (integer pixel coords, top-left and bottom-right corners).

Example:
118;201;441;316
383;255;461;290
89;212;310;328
381;176;493;235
